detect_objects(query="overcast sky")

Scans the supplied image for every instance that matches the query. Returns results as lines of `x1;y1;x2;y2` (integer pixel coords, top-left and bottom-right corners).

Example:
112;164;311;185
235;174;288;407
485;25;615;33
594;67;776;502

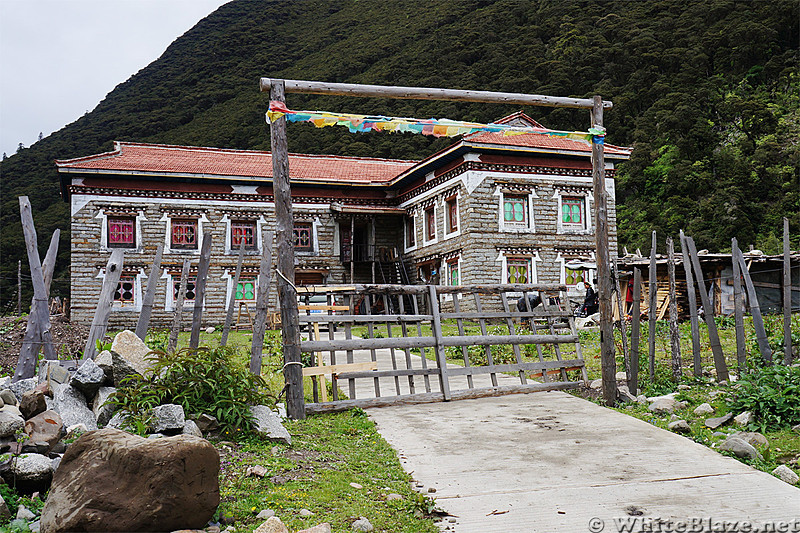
0;0;231;157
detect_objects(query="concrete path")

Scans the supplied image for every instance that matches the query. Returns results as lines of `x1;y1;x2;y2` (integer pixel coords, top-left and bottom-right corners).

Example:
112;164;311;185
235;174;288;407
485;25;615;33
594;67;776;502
333;345;800;531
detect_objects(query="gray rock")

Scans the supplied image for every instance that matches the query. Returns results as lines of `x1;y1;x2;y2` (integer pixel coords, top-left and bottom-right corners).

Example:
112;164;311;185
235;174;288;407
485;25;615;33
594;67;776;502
195;413;219;433
24;410;63;453
71;359;105;398
615;371;628;381
92;387;117;427
0;389;18;406
677;384;691;390
94;351;114;383
299;508;314;516
151;404;185;434
51;456;61;472
708;390;723;399
734;411;753;426
793;423;800;433
352;517;374;532
105;411;129;430
38;361;71;389
182;419;203;438
705;412;734;429
0;496;9;521
66;424;88;441
617;385;637;403
147;433;165;439
109;351;140;387
2;452;53;493
719;436;762;461
668;420;691;434
205;326;216;334
254;517;289;533
649;398;677;415
386;493;402;501
0;410;25;438
1;404;24;418
276;404;287;419
674;401;688;410
110;330;153;377
297;524;332;533
589;379;602;390
256;509;275;520
9;378;38;402
635;395;648;404
250;405;291;445
53;384;97;431
17;505;36;521
29;520;41;533
647;392;678;402
693;403;714;416
732;431;769;449
21;441;52;455
20;389;48;419
772;465;799;485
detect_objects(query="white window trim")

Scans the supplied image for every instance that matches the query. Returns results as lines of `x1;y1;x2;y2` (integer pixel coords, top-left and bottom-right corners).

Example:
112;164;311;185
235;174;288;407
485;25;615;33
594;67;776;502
95;209;146;253
557;252;597;296
442;193;462;240
294;217;320;256
404;212;418;253
222;214;265;255
445;255;462;286
159;213;209;255
422;204;438;246
222;269;258;308
162;269;206;312
496;251;540;284
495;186;537;233
96;267;144;312
554;191;592;235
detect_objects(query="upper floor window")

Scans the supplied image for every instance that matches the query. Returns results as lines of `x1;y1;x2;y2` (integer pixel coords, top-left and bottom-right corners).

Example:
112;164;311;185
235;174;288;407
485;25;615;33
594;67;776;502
506;257;531;284
424;206;436;242
445;197;458;234
561;196;585;229
108;217;136;248
171;219;198;250
405;216;416;249
231;220;256;250
504;195;528;227
293;222;313;252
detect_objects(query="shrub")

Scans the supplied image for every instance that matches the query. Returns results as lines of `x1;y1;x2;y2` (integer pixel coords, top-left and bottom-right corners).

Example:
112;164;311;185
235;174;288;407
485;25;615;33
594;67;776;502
109;346;274;435
727;364;800;432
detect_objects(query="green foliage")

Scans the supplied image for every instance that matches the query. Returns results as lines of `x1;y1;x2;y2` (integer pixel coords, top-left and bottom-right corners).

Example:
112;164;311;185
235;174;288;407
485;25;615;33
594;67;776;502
0;484;20;519
108;345;273;435
95;339;112;353
727;364;800;431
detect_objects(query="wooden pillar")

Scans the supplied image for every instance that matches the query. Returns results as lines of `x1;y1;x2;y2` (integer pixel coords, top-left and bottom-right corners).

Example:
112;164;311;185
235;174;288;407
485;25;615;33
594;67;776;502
221;240;246;347
647;231;657;381
350;215;355;284
370;215;376;284
82;249;125;361
591;95;616;406
679;230;702;377
168;259;190;353
251;230;275;375
613;257;630;385
135;244;163;340
189;232;212;348
17;260;22;316
735;246;772;364
732;238;747;371
630;267;642;394
271;79;305;420
667;236;681;381
783;218;792;365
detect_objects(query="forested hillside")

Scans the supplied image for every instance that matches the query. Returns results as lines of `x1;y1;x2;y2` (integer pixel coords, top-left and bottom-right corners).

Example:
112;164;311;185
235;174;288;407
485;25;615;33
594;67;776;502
1;0;797;309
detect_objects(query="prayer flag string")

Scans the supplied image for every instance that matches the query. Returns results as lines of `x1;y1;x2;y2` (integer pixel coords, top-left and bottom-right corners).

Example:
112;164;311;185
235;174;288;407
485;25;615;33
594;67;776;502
266;101;605;145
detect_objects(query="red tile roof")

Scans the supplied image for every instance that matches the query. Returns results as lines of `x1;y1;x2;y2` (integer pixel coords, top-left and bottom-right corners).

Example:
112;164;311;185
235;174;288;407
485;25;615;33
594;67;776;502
56;142;417;185
465;130;631;156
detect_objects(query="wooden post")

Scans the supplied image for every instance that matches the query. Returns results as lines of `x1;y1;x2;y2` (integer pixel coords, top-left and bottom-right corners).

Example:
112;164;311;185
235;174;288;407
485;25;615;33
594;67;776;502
168;259;191;353
613;257;630;385
783;218;792;365
667;237;682;381
735;246;772;364
647;231;658;380
732;238;747;372
82;249;125;361
221;240;246;346
428;285;451;401
350;215;355;284
36;230;60;361
271;79;305;420
17;260;22;316
630;267;642;394
592;95;616;406
189;232;212;348
685;236;729;381
135;243;163;340
679;231;702;377
251;231;274;375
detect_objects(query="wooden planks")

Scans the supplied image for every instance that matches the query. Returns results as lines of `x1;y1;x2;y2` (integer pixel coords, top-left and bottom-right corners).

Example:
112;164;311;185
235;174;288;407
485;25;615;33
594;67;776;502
189;232;213;349
82;249;125;361
135;244;163;340
250;230;274;375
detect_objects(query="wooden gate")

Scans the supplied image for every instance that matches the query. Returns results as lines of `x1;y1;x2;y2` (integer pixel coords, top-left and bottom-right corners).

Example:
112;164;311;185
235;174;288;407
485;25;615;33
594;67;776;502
297;283;588;414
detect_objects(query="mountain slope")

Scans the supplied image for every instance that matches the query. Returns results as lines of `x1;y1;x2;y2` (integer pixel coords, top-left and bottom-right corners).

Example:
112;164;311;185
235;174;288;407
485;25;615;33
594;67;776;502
1;0;797;308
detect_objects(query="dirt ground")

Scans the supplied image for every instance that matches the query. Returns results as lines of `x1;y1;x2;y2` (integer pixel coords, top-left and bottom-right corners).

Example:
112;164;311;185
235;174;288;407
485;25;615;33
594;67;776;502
0;315;91;375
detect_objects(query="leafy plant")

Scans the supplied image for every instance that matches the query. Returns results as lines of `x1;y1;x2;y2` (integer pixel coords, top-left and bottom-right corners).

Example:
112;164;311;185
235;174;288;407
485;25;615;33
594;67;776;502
95;339;112;353
726;364;800;432
108;346;274;435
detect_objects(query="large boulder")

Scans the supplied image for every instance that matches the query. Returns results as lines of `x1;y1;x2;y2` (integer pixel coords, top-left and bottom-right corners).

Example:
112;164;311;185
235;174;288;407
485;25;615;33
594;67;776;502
40;428;220;533
52;384;97;431
24;410;63;452
110;330;153;377
250;405;291;444
71;359;105;398
2;452;53;494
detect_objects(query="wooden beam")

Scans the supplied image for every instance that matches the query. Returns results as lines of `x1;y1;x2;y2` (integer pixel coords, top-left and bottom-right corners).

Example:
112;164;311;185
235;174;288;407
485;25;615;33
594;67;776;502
613;257;630;386
302;361;378;377
428;286;452;400
135;243;163;340
667;236;682;381
731;238;747;372
648;231;658;380
679;231;702;377
630;267;642;394
783;217;792;365
259;78;612;110
300;333;578;353
735;246;772;364
271;79;305;420
82;249;125;361
189;232;212;348
168;259;191;353
250;230;274;375
221;240;246;347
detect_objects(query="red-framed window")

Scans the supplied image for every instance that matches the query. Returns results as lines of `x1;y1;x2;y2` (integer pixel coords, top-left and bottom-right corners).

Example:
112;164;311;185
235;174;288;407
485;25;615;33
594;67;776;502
447;258;460;286
293;222;313;252
231;220;256;250
173;276;197;302
506;257;531;284
236;278;256;301
114;275;136;306
504;195;527;226
425;207;436;241
405;216;416;248
108;216;136;248
446;197;458;233
171;219;198;249
562;196;584;227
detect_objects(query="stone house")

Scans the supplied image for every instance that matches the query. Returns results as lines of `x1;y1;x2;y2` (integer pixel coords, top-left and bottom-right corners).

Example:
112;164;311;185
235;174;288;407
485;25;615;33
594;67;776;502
57;113;630;327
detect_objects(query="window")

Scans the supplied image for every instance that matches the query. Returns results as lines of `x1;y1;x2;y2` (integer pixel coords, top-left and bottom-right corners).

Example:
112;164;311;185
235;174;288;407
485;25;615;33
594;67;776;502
561;196;585;228
293;222;313;252
171;219;198;249
405;216;416;248
447;258;460;286
173;276;197;302
236;278;256;301
108;217;136;248
503;195;528;227
424;207;436;241
231;220;256;250
445;197;458;233
506;257;531;284
565;267;587;286
114;275;136;306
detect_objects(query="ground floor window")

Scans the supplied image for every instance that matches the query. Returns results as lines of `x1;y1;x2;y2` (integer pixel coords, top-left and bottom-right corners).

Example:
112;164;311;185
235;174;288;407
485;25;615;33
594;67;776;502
114;275;136;306
173;276;197;303
506;257;531;284
447;258;460;286
565;267;587;286
236;278;256;302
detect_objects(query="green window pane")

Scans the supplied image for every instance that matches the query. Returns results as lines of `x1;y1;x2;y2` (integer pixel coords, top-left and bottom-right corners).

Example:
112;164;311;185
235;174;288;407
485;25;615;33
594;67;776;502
571;204;581;223
514;201;524;221
504;201;514;221
562;204;571;223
